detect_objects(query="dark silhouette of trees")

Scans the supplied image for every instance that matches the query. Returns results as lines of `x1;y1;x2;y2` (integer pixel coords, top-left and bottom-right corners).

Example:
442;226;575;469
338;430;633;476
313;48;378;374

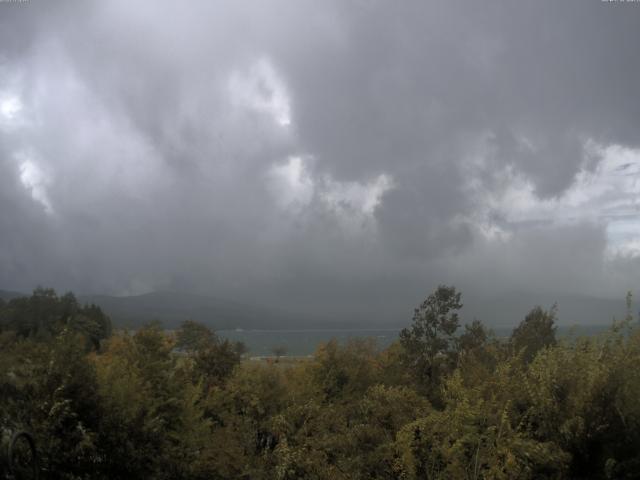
511;305;557;363
399;285;463;398
0;288;111;350
2;286;640;479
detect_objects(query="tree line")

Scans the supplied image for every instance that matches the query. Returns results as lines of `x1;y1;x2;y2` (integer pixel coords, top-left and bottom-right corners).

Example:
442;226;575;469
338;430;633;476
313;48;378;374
1;286;639;479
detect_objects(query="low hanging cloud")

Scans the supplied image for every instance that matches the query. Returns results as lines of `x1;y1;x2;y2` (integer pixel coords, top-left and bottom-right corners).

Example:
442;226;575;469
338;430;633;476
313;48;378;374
0;0;639;322
229;57;292;127
269;154;393;232
17;154;53;214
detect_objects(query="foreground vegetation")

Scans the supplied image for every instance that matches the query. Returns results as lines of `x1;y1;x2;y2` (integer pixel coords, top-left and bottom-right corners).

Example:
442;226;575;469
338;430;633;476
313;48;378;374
1;287;640;479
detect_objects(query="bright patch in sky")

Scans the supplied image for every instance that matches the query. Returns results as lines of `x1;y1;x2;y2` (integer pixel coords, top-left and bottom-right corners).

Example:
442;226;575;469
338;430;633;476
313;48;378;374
0;95;22;120
269;155;314;209
228;58;291;127
269;155;393;228
607;222;640;258
466;141;640;256
321;173;394;218
19;157;53;214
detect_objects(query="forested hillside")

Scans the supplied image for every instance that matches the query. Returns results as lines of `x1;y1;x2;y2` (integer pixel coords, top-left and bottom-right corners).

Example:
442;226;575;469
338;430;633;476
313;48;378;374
1;286;640;479
76;291;297;330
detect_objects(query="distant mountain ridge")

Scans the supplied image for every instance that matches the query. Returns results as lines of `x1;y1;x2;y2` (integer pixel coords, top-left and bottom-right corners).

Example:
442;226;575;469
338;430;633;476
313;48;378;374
0;289;26;301
77;291;302;330
461;292;632;329
1;288;631;330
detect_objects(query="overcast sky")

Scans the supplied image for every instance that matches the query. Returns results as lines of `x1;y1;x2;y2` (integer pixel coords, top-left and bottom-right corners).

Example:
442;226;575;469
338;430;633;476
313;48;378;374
1;0;640;320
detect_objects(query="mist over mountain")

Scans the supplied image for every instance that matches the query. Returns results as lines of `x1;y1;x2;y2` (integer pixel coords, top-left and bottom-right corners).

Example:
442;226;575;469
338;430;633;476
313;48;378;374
1;1;640;321
3;287;629;331
77;291;302;330
0;289;26;301
462;292;631;330
77;289;635;330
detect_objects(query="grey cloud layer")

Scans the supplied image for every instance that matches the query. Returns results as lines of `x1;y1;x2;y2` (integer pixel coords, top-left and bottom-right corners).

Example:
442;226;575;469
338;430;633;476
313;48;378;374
1;0;639;321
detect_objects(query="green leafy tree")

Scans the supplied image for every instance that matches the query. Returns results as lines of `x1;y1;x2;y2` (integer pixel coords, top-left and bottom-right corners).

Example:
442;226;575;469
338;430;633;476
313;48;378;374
174;320;243;390
0;288;111;350
192;339;242;390
457;319;489;353
310;338;379;401
175;319;218;352
511;305;557;363
399;285;463;395
0;329;103;479
5;285;640;479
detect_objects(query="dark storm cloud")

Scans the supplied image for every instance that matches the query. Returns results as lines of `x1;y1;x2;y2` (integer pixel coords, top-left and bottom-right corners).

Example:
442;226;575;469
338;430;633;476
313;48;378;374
1;0;639;321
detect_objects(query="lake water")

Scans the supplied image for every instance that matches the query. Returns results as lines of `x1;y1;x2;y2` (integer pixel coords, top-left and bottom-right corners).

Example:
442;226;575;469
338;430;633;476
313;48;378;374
218;329;399;356
218;324;612;357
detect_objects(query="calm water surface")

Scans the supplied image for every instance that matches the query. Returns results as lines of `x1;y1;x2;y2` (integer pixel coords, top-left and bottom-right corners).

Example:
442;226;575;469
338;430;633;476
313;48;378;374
218;325;611;357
